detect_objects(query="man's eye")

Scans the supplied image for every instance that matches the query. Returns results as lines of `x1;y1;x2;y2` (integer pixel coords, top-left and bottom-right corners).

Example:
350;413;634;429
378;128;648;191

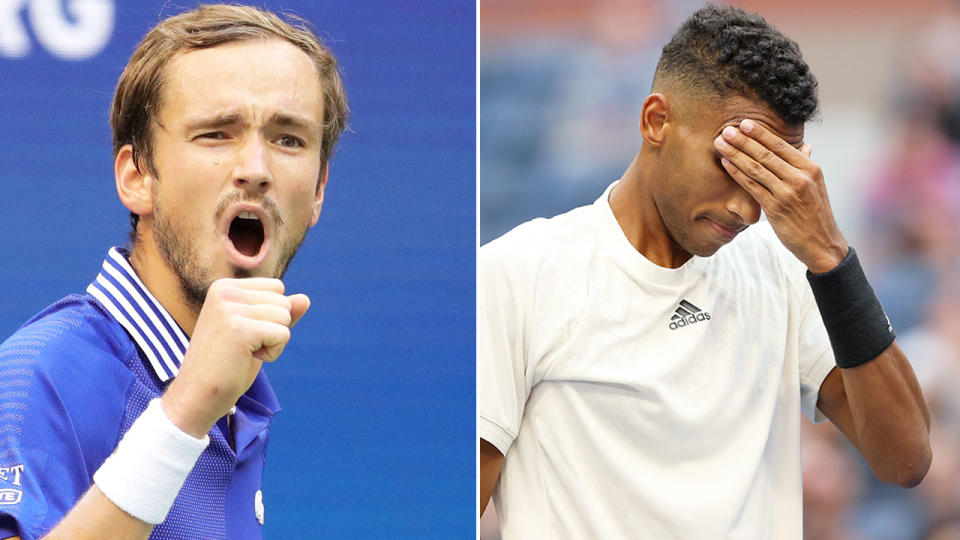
276;135;304;148
199;132;227;140
277;135;303;148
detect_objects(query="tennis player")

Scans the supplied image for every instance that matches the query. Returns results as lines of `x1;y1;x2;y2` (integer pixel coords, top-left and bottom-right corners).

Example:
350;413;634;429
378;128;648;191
479;5;931;538
0;5;347;539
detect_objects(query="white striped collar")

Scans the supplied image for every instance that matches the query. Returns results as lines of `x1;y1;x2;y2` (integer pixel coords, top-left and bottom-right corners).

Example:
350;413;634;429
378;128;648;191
86;247;190;382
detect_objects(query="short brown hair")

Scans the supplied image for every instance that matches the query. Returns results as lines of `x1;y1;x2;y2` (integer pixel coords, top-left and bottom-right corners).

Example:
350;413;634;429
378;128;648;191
111;4;349;232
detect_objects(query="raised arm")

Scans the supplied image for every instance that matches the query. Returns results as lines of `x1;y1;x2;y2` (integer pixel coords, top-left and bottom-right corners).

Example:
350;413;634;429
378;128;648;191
28;279;308;539
714;119;931;486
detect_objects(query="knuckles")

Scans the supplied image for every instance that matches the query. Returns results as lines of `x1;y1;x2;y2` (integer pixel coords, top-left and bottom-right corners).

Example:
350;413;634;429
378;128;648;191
209;283;240;303
206;278;250;305
754;147;775;165
225;312;247;333
745;159;766;179
808;164;823;180
769;137;790;154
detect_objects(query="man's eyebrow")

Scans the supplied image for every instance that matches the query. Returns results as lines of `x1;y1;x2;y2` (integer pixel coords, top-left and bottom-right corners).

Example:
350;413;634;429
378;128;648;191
182;112;319;133
184;113;245;132
269;112;319;132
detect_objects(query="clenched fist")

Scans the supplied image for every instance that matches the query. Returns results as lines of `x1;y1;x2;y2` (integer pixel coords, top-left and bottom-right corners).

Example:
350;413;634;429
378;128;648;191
161;278;309;438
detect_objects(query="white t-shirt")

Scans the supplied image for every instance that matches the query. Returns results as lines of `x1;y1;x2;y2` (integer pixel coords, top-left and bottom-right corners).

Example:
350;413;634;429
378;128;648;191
478;182;837;539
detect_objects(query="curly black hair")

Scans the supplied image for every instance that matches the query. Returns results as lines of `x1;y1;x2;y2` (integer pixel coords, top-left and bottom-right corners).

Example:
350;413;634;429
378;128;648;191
653;4;819;125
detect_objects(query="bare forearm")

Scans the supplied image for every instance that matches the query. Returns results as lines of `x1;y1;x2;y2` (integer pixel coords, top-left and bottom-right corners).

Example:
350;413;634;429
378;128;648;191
713;101;932;487
837;342;931;487
41;485;152;540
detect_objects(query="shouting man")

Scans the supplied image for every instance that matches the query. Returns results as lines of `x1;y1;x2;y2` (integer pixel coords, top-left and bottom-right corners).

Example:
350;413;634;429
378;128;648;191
479;5;930;539
0;4;347;539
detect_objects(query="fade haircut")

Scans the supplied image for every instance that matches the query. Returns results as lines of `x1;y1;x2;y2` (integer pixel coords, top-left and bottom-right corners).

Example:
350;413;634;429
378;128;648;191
111;4;349;236
653;4;818;125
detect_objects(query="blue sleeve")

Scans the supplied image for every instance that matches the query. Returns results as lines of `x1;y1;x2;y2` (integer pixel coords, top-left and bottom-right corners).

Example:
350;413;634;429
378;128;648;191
0;301;134;540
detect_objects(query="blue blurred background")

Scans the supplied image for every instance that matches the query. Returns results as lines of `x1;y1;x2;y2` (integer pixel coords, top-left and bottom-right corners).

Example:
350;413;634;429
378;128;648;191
480;0;960;538
0;0;475;537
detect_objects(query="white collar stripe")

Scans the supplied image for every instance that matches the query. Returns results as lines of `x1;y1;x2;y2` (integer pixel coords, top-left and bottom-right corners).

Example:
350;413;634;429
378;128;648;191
86;283;175;380
94;270;181;375
88;248;188;382
106;249;189;348
93;273;179;377
101;258;184;364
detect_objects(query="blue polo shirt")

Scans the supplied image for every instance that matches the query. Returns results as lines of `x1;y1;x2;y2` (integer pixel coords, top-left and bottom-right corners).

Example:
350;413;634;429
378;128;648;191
0;247;280;539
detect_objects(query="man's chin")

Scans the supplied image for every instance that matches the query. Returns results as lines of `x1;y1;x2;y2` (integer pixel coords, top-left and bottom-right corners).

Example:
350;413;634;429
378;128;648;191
688;241;727;258
226;258;286;280
687;230;743;258
231;266;255;279
227;264;277;279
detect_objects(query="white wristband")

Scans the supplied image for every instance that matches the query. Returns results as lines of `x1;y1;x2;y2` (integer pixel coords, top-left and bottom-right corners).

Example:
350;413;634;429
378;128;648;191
93;398;210;524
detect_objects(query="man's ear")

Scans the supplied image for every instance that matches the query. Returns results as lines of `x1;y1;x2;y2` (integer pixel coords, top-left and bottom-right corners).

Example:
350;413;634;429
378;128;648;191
639;93;671;148
115;145;154;218
310;165;329;226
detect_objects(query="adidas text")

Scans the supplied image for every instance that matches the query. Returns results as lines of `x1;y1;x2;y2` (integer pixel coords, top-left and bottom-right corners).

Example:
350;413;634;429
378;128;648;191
669;312;711;330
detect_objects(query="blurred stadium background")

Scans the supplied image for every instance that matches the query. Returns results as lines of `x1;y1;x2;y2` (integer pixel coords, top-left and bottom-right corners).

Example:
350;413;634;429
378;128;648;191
0;1;474;537
480;0;960;538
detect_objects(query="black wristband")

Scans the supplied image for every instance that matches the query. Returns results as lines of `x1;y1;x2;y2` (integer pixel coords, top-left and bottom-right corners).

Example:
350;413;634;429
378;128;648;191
806;247;895;369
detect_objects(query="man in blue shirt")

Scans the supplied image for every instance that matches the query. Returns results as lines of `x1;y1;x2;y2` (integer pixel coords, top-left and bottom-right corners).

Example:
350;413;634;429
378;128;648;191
0;4;348;539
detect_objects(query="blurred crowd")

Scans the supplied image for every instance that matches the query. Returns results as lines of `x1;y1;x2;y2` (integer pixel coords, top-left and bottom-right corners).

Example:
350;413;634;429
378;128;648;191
480;1;960;538
806;12;960;540
479;0;701;243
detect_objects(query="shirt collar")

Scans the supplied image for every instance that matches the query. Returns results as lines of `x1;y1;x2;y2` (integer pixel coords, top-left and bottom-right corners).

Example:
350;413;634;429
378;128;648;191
86;246;190;382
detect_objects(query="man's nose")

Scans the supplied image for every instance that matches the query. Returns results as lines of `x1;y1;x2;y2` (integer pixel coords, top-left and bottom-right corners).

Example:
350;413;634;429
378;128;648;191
232;136;272;192
726;186;761;226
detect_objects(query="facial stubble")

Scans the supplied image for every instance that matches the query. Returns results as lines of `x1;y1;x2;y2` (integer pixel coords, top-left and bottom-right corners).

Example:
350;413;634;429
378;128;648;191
151;184;310;313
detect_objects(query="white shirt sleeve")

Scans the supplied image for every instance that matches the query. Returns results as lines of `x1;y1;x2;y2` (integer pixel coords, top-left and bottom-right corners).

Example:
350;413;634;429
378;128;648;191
477;241;533;456
791;255;837;423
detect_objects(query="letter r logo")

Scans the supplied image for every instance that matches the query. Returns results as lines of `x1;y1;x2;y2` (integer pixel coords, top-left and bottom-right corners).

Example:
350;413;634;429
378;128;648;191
0;0;114;59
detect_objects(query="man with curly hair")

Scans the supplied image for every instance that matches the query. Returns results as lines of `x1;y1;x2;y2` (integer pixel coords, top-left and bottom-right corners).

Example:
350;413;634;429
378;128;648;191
478;5;931;538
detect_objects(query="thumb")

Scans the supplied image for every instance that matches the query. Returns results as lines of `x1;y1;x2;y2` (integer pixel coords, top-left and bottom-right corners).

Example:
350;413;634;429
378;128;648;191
288;293;311;327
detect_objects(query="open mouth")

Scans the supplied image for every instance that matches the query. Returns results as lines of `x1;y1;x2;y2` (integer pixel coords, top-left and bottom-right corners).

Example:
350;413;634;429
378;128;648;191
220;203;273;271
228;211;265;257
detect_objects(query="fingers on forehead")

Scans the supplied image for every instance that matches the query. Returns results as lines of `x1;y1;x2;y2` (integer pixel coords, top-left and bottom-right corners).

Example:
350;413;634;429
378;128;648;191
741;122;806;163
728;129;788;167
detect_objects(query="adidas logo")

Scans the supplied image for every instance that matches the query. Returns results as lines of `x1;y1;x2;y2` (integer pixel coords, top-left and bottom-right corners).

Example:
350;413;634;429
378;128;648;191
668;300;711;330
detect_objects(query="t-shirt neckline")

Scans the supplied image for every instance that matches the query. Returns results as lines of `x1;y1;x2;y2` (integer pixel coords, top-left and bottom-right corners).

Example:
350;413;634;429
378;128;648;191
593;180;706;287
